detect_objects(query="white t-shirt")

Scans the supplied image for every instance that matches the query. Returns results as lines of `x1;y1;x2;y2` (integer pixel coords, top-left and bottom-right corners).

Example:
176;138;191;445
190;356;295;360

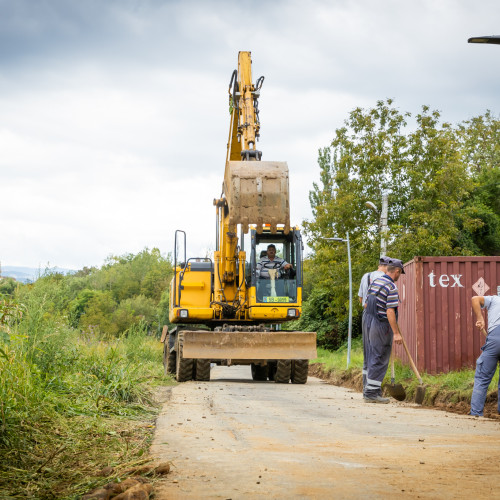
483;296;500;333
358;270;384;306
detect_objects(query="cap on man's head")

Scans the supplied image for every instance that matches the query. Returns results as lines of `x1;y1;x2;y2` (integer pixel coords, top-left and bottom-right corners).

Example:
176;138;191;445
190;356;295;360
267;244;276;250
388;258;405;274
379;256;390;265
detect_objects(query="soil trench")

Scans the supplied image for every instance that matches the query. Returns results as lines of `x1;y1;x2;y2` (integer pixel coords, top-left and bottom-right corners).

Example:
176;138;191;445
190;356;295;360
151;365;500;499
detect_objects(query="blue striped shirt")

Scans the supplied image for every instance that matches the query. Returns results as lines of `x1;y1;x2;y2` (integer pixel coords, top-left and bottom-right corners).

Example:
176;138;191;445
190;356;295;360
367;274;399;321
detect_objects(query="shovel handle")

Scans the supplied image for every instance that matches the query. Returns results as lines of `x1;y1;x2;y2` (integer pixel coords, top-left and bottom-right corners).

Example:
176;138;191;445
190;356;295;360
481;327;488;338
399;330;423;385
390;349;395;382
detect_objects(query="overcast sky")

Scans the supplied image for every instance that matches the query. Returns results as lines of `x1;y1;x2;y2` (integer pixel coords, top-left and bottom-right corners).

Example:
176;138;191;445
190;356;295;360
1;0;500;270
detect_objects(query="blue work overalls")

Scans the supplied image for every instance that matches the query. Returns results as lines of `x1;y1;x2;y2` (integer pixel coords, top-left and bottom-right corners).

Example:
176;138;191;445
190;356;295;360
470;325;500;416
363;290;394;399
362;308;368;389
361;273;373;389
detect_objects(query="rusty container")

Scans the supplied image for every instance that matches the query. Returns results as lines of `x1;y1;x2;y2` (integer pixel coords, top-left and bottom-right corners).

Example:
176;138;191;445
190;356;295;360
395;256;500;374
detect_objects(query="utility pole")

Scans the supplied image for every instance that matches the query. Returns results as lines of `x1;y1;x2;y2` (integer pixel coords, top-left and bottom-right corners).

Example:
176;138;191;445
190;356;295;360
380;193;388;257
322;233;352;368
366;192;389;258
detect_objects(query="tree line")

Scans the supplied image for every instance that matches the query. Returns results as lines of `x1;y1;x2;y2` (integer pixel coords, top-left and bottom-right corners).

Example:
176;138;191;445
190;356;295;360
1;247;173;341
296;100;500;348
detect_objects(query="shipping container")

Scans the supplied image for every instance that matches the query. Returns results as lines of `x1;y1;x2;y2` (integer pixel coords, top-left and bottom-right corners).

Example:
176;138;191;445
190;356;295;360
395;256;500;374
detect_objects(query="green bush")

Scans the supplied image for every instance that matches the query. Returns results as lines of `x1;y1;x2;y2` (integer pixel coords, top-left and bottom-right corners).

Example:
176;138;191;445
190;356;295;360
0;278;17;296
0;314;165;497
0;250;174;498
288;287;362;350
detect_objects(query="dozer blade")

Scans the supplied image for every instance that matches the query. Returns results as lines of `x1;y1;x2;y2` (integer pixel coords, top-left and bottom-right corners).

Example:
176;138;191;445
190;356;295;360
181;330;317;360
224;160;290;234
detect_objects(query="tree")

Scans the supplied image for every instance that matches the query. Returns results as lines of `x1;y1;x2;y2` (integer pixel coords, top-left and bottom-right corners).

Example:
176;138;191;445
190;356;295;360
302;100;500;345
79;291;118;337
455;111;500;255
0;278;17;296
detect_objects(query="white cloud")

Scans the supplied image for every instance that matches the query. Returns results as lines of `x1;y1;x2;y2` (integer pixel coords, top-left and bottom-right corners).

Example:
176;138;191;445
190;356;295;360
1;0;500;269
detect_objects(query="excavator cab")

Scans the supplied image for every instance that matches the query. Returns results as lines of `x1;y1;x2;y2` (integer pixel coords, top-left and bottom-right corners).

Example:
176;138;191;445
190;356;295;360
247;227;303;321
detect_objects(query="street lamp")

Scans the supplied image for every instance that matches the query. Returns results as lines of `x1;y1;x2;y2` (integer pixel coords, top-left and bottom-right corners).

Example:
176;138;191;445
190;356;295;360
322;232;352;369
468;35;500;44
365;193;388;257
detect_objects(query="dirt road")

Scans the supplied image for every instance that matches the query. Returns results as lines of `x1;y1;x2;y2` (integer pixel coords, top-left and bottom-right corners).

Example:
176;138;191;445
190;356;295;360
151;366;500;499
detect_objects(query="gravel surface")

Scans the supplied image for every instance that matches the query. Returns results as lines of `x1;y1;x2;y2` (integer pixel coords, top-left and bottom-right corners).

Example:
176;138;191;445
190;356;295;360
151;365;500;499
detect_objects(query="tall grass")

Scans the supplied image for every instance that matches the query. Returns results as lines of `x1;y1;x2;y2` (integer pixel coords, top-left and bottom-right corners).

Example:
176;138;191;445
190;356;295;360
0;291;170;499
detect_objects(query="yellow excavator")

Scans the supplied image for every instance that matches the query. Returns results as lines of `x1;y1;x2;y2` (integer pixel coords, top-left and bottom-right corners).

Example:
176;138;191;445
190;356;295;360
161;52;317;383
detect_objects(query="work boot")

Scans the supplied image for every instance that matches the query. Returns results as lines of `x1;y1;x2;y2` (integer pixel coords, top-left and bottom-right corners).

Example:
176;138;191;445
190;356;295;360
363;395;390;404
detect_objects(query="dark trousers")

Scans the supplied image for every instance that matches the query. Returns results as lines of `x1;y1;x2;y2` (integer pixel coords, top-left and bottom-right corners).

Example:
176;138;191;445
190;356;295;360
362;309;368;388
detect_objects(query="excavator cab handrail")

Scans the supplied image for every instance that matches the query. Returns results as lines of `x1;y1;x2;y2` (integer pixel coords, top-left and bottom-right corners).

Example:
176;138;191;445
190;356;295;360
173;229;186;308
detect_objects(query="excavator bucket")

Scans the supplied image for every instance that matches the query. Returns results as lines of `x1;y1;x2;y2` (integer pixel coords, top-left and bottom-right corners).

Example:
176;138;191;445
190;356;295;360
224;161;290;234
181;330;317;360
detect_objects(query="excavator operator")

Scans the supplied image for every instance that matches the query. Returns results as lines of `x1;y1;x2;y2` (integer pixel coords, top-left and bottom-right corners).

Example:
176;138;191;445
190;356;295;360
257;244;293;279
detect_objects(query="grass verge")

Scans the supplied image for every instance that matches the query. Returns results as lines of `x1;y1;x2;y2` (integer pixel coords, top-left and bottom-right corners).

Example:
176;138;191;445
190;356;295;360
311;339;499;418
0;314;173;499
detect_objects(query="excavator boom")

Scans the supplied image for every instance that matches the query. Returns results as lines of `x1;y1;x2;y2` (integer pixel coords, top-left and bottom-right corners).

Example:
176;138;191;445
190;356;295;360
223;51;290;234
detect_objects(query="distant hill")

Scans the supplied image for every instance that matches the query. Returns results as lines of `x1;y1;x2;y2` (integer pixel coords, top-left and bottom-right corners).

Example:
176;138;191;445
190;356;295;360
1;266;75;283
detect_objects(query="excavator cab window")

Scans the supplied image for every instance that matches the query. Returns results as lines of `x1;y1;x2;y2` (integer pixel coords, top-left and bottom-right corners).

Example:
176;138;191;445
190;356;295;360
250;228;302;303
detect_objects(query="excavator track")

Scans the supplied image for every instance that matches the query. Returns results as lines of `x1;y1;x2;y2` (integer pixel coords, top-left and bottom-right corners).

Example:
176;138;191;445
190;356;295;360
274;359;292;383
176;334;194;382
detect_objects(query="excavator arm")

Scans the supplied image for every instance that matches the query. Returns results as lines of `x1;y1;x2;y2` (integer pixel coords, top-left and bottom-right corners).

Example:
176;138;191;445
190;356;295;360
226;51;262;162
212;51;292;315
221;51;290;235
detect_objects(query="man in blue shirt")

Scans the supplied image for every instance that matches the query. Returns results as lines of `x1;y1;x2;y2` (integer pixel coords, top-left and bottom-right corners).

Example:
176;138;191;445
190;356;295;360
470;295;500;417
363;258;404;403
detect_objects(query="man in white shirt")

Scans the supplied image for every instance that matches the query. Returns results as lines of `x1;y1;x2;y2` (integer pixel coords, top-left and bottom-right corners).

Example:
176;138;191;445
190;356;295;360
470;295;500;416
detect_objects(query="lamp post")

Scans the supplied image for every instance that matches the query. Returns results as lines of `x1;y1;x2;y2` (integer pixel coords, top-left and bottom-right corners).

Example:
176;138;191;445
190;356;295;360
323;232;352;368
468;35;500;44
365;192;388;257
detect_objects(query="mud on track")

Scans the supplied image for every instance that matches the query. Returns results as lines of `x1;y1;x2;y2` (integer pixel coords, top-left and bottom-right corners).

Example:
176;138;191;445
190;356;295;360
308;363;500;420
151;366;500;499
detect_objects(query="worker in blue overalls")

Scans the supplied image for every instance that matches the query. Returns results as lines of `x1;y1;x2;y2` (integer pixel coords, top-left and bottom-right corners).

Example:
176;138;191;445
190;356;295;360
363;258;404;403
470;295;500;416
358;256;390;390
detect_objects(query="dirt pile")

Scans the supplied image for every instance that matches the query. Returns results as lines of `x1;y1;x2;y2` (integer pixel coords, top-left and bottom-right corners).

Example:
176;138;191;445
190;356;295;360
81;463;171;500
309;363;500;420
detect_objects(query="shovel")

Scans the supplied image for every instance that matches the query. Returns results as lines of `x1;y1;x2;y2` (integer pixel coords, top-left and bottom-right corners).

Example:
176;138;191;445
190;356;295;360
386;349;406;401
399;330;426;405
